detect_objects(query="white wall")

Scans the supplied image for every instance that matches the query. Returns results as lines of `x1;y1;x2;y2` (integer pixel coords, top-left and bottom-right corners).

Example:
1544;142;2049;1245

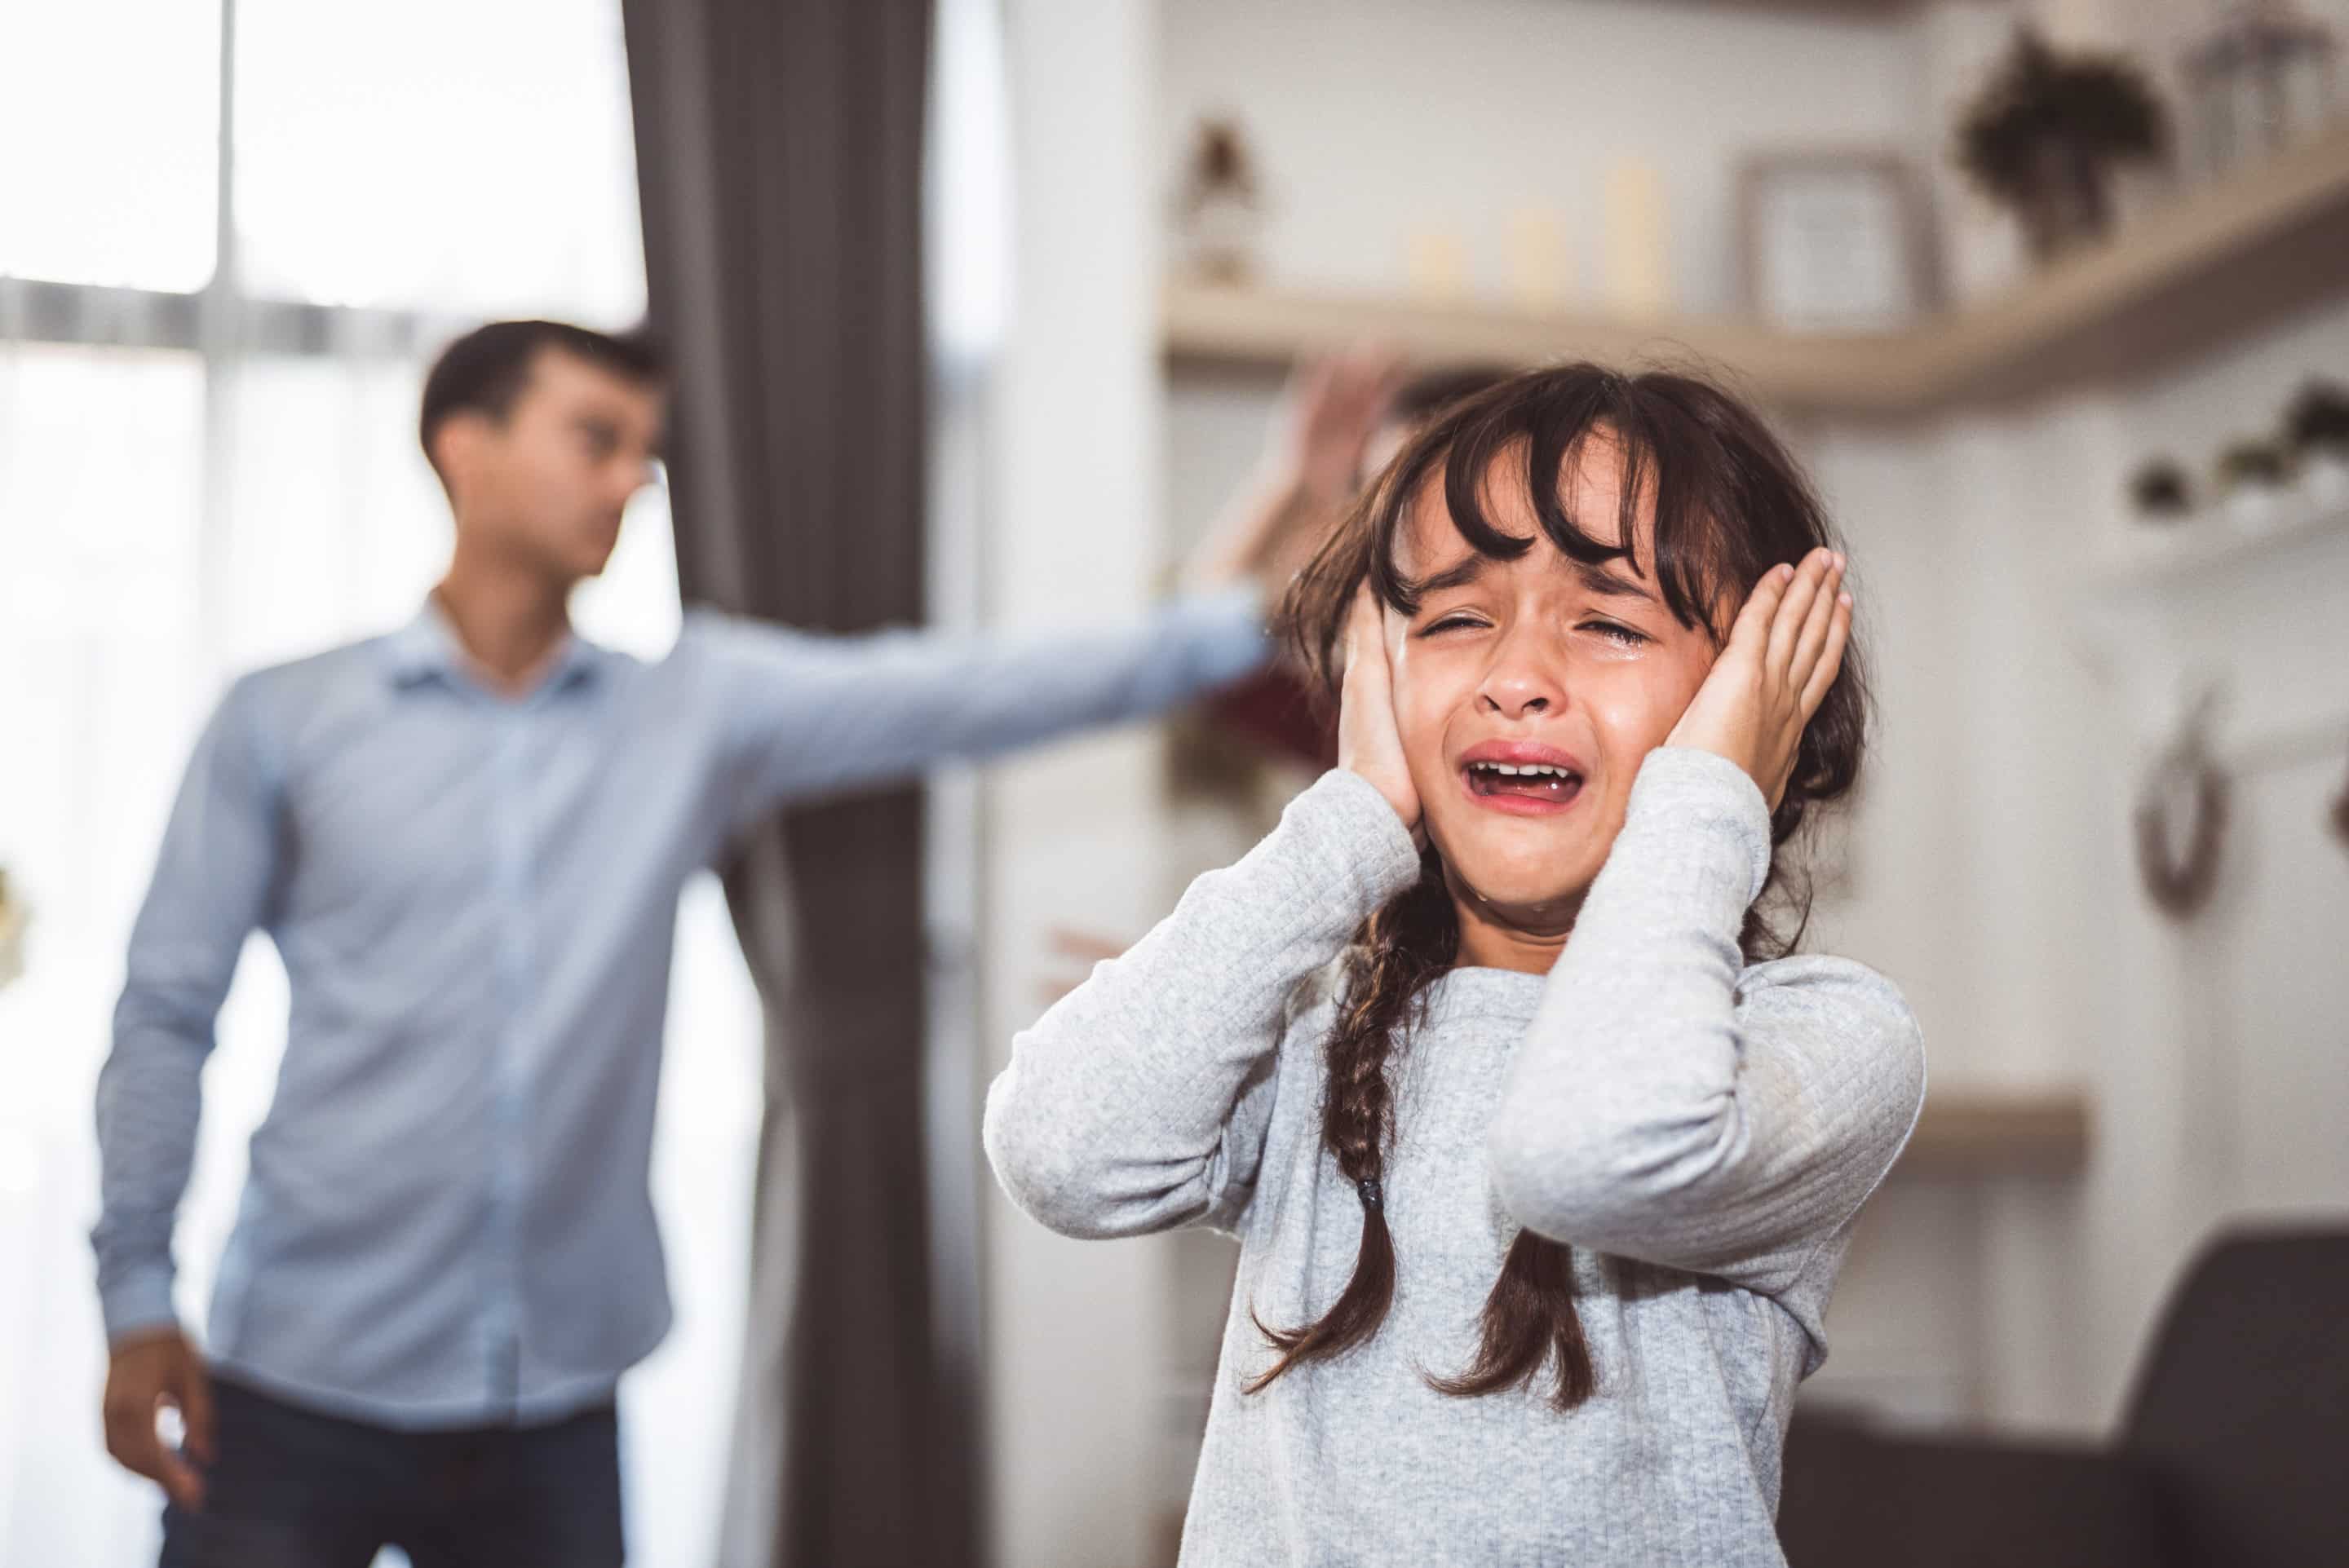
2055;295;2349;1424
1798;287;2349;1432
1159;0;1923;315
983;2;1175;1565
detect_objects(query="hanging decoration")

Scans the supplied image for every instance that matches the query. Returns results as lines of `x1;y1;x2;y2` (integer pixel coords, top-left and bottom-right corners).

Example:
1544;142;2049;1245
2134;696;2231;917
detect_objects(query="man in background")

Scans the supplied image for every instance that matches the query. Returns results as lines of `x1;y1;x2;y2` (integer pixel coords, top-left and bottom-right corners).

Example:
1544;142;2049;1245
94;319;1312;1566
1042;358;1509;996
1189;360;1510;769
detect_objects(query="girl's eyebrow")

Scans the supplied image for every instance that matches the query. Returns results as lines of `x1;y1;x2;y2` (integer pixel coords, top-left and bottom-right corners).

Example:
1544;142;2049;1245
1416;556;1491;594
1413;555;1661;606
1573;560;1659;607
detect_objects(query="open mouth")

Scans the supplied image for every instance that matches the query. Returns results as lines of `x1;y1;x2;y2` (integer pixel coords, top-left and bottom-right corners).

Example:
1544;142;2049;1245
1462;760;1585;811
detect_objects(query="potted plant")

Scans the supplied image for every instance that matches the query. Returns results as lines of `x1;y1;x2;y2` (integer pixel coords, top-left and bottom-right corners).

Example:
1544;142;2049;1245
2129;457;2195;521
2214;437;2293;531
1958;28;2170;260
2283;378;2349;503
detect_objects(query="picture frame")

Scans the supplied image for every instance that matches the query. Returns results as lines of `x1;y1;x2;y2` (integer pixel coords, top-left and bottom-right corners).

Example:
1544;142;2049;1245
1738;152;1939;333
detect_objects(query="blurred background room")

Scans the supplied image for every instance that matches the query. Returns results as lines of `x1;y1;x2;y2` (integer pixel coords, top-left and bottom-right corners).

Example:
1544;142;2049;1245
2;0;2345;1566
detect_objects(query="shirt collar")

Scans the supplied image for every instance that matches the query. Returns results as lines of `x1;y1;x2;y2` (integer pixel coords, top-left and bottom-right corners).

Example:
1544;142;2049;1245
381;596;610;696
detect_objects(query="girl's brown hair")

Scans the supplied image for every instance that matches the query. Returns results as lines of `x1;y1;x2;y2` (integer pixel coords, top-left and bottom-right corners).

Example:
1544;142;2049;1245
1250;363;1869;1411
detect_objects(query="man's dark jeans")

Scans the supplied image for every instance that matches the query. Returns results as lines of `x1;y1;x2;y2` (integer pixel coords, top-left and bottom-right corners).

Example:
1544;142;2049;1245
157;1375;623;1567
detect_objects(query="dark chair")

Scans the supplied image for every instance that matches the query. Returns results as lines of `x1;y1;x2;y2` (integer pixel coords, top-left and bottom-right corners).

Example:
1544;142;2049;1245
1776;1226;2349;1568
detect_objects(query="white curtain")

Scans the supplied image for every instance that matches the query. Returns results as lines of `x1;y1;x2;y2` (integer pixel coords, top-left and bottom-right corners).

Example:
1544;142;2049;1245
0;3;760;1564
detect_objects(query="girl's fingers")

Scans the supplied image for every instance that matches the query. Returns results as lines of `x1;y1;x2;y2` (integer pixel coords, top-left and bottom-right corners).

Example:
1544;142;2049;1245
1789;556;1845;689
1799;594;1852;715
1766;549;1834;675
1728;561;1794;656
1343;586;1385;687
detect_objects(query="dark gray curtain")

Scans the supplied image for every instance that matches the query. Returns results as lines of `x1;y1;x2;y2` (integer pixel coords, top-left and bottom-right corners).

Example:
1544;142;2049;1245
619;4;968;1566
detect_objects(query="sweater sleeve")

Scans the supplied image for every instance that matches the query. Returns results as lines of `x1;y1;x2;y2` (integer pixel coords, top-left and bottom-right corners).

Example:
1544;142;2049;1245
984;769;1422;1240
1486;746;1926;1297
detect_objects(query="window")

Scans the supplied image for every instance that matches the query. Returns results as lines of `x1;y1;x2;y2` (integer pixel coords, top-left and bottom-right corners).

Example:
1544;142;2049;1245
0;2;223;292
233;0;645;319
0;9;756;1566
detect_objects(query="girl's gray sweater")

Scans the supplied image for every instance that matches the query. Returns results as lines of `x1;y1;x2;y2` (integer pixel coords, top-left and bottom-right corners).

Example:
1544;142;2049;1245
984;747;1927;1566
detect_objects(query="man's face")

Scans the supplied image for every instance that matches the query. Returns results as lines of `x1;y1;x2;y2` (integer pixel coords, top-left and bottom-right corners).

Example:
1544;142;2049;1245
440;347;667;585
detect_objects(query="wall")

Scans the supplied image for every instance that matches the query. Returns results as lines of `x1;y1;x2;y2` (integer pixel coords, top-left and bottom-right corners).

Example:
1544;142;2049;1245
1798;287;2349;1430
965;0;2349;1550
1160;0;1924;316
983;2;1176;1565
2055;294;2349;1424
1149;0;2349;1461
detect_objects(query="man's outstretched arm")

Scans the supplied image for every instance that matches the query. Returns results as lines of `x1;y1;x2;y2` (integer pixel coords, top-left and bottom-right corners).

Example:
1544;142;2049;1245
701;352;1396;819
701;584;1272;819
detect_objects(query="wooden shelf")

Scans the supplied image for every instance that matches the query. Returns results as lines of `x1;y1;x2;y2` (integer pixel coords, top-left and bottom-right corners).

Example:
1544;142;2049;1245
1896;1089;2091;1177
1164;122;2349;417
1165;284;1915;413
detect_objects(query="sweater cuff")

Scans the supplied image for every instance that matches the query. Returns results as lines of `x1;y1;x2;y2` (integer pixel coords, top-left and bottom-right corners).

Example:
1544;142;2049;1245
1626;747;1774;906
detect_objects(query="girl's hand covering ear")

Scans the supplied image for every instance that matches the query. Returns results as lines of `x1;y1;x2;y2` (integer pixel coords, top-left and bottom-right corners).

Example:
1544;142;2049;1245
1338;587;1424;846
1663;546;1851;811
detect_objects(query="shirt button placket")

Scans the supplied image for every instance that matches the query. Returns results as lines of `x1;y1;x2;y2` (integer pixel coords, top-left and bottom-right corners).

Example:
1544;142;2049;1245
486;704;536;1414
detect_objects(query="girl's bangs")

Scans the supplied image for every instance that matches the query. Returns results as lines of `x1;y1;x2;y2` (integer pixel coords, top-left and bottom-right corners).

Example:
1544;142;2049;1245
1363;380;1738;638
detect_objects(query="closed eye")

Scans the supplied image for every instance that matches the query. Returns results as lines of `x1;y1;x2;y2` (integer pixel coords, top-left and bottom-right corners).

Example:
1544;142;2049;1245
1583;620;1649;647
1418;613;1489;637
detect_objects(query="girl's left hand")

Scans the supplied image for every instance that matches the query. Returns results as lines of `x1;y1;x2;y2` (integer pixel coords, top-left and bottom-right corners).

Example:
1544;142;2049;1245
1663;547;1851;811
1338;586;1424;846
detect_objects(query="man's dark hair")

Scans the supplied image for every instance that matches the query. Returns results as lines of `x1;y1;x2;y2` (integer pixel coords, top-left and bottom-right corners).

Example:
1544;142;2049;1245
418;320;669;470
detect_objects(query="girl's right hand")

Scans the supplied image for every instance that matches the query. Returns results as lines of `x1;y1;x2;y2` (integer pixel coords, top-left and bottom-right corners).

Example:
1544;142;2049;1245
1338;587;1423;846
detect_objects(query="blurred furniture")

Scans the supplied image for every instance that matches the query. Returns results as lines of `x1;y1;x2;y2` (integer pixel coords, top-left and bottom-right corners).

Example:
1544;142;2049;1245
1776;1225;2349;1568
1897;1088;2089;1177
1165;119;2349;415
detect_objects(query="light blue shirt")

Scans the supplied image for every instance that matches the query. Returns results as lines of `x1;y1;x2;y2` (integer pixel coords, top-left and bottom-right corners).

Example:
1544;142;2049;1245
95;590;1270;1429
